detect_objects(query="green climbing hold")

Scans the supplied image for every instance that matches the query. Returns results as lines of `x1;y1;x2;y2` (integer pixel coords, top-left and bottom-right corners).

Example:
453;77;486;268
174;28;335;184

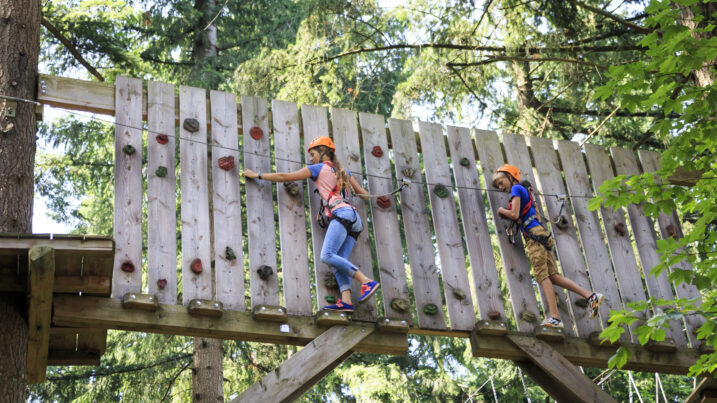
453;289;466;301
257;265;273;280
459;157;470;167
390;298;410;313
225;246;236;261
122;145;136;155
155;166;167;178
520;311;537;323
423;304;439;316
325;295;337;304
324;271;338;289
433;184;449;198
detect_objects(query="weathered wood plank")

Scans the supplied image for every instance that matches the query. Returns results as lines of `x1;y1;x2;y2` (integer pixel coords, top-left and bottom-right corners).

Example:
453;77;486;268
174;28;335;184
37;74;116;116
638;150;704;347
52;295;409;355
446;126;506;322
331;108;377;321
113;76;143;298
147;80;177;304
527;136;601;337
502;133;576;336
388;118;447;330
242;95;280;307
301;105;336;310
359;112;411;321
26;246;55;384
179;85;212;303
77;329;107;358
474;130;540;332
272;100;312;316
233;326;372;403
583;143;647;342
557;140;625;338
210;90;244;311
0;236;113;255
417;121;475;331
611;147;686;347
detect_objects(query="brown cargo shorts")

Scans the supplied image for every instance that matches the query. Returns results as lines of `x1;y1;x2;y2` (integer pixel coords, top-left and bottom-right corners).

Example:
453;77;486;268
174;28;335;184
525;225;557;283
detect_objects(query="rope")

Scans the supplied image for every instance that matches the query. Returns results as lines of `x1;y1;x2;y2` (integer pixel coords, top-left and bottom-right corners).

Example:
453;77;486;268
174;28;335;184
518;366;532;403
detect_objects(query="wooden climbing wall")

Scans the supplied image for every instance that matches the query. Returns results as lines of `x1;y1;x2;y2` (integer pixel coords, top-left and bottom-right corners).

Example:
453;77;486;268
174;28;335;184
108;76;702;345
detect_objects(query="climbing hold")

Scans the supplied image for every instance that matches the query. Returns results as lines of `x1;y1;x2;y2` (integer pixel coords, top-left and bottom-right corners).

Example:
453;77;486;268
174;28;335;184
390;298;410;313
218;156;235;171
433;184;449;198
376;196;391;209
157;278;167;290
423;304;438;315
402;168;415;178
183;118;200;133
348;153;359;162
323;271;338;289
371;145;384;158
284;182;300;196
666;224;678;239
325;295;337;304
488;311;501;320
575;298;588;308
519;311;537;323
225;246;236;261
191;258;203;274
155;166;167;178
257;265;273;280
453;289;466;301
614;222;627;237
156;134;169;144
122;145;136;155
556;216;569;230
120;261;135;273
459;157;470;167
249;126;263;140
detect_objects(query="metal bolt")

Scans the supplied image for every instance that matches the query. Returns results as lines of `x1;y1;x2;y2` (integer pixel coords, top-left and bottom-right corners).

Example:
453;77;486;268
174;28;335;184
340;313;345;318
148;297;153;301
41;89;46;95
130;294;136;299
278;308;283;313
196;301;201;305
500;323;505;327
361;328;365;332
214;303;219;308
401;320;407;325
385;318;390;323
261;306;266;311
484;321;489;326
324;312;329;317
40;80;46;85
558;329;562;333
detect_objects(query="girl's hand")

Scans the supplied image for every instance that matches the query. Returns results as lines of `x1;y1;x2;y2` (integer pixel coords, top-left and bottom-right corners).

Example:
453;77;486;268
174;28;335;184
242;169;258;179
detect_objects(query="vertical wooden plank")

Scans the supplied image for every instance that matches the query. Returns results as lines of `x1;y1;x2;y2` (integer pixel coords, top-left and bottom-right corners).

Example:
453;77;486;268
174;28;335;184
583;143;647;341
301;105;336;310
210;90;244;311
26;246;54;383
112;76;143;299
273;100;313;316
446;126;506;321
388;118;447;329
475;130;540;332
242;95;280;307
526;136;601;337
179;85;212;303
359;112;411;321
611;147;686;347
147;80;177;304
638;150;704;346
557;140;626;337
417;121;475;330
331;108;377;321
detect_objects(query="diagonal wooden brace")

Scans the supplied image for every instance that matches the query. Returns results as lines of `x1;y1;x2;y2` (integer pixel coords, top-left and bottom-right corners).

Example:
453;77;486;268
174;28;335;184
231;325;374;403
508;334;617;403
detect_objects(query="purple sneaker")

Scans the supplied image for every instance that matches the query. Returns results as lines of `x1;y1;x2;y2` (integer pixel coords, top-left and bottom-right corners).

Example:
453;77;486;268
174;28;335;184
359;281;380;303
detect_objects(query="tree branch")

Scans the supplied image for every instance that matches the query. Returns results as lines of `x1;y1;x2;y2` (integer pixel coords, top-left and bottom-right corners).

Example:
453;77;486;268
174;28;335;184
47;353;193;381
448;56;611;71
565;0;653;34
139;53;194;67
40;16;105;82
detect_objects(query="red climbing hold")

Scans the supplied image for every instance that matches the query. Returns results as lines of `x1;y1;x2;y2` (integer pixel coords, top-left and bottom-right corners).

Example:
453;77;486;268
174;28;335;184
218;156;235;171
156;134;169;144
121;261;135;273
191;258;203;274
488;311;501;320
157;278;167;289
371;145;383;158
249;126;263;140
614;222;627;236
376;195;391;209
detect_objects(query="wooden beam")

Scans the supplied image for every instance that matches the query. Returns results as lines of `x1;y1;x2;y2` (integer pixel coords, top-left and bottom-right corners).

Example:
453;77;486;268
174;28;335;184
26;246;55;384
470;330;699;374
232;326;372;402
508;335;617;403
0;234;114;256
516;360;586;403
46;350;100;366
52;295;408;355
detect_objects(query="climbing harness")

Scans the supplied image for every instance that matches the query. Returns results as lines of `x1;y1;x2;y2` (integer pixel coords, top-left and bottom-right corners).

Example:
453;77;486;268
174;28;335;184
504;179;554;251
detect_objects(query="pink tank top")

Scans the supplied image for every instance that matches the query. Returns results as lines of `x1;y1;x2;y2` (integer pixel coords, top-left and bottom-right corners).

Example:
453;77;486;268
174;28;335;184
311;162;352;212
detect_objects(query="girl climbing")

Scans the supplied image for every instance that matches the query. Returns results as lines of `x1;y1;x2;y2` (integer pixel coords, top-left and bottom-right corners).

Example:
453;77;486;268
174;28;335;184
492;164;604;328
242;136;380;312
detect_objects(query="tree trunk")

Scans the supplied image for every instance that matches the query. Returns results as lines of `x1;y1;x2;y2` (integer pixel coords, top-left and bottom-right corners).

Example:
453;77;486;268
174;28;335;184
0;0;41;401
678;2;715;87
193;338;224;402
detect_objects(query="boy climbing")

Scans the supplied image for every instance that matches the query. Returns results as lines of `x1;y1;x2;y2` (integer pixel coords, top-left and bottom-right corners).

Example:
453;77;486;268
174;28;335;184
492;164;603;328
242;136;380;312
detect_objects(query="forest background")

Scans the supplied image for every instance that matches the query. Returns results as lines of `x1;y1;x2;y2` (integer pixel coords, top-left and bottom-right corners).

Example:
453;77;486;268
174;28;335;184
18;0;716;401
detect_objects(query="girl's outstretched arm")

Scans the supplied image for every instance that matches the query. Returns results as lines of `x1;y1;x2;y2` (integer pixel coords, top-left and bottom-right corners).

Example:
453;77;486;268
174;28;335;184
348;175;369;200
242;167;312;182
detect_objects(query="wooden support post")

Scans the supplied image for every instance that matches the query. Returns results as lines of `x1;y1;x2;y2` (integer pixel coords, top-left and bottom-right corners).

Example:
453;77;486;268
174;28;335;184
507;334;617;403
231;325;373;403
26;246;55;384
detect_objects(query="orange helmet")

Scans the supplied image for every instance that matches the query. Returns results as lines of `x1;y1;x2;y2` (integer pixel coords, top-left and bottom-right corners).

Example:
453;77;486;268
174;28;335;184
307;136;335;153
495;164;521;182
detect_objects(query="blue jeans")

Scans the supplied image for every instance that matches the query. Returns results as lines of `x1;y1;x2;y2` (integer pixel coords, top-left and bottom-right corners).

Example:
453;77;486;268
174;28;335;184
320;207;362;293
